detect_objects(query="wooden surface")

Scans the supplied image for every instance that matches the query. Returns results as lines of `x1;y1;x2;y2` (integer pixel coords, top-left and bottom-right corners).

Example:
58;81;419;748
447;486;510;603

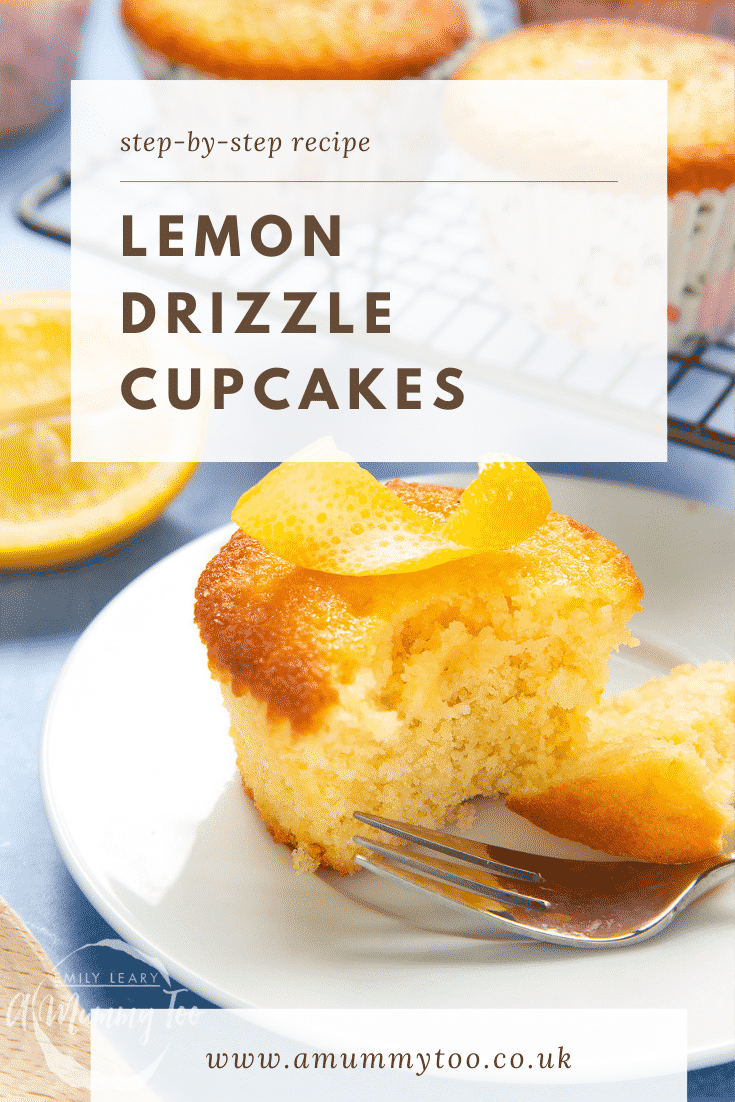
1;894;90;1101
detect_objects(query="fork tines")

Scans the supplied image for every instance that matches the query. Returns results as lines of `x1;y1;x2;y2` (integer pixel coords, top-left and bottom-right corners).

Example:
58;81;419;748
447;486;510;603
353;812;551;913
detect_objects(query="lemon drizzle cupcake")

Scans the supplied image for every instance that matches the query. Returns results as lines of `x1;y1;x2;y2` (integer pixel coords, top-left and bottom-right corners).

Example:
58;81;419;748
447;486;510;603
455;21;735;353
194;453;643;873
120;0;477;80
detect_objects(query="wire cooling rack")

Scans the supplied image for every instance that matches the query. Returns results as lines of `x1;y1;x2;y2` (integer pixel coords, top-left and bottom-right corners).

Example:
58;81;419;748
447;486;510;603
667;338;734;459
16;168;734;458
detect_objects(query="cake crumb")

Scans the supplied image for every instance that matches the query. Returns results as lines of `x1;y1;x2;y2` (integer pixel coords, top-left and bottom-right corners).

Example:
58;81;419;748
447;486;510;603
449;801;477;832
292;843;321;873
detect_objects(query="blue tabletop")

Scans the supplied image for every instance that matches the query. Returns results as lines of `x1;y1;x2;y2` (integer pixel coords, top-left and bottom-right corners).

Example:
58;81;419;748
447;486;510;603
1;1;733;1098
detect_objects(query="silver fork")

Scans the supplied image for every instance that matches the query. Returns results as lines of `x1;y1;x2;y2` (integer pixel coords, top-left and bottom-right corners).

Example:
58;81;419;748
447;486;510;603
353;813;735;948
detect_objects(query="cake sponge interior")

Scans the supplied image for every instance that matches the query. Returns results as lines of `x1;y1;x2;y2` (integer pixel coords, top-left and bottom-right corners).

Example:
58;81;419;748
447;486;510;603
509;661;735;864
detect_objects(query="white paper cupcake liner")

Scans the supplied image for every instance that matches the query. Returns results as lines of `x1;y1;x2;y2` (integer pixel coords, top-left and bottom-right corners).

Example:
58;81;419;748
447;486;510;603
667;186;735;354
463;176;735;355
127;37;213;80
467;179;667;354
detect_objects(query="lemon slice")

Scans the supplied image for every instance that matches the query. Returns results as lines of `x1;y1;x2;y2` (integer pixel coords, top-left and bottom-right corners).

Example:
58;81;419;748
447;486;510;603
0;295;196;570
232;438;551;575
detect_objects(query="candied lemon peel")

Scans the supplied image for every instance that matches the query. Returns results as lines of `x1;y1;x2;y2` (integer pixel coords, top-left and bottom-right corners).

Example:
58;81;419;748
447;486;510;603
231;439;551;576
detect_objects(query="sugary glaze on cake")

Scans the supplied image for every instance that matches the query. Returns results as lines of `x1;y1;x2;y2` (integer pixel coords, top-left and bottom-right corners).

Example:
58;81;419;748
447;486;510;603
509;660;735;863
454;21;735;195
195;480;643;872
121;0;471;79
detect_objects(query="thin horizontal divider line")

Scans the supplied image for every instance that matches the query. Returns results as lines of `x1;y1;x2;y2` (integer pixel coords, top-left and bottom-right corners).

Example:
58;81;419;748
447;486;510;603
118;179;620;184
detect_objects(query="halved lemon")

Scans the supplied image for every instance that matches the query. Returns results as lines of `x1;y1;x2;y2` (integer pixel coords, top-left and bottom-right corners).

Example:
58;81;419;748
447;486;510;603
0;294;196;570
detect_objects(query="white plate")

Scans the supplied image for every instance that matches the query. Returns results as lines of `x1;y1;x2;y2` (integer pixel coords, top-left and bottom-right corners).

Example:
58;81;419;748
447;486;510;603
41;476;734;1067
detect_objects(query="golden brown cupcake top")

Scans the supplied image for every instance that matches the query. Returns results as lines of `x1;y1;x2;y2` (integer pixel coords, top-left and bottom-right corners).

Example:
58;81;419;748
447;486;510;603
455;21;735;195
121;0;471;79
194;481;642;733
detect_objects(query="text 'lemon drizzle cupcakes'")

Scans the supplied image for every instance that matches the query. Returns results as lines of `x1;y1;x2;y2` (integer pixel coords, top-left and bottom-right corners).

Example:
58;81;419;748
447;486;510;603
120;0;474;80
195;450;644;874
454;21;735;352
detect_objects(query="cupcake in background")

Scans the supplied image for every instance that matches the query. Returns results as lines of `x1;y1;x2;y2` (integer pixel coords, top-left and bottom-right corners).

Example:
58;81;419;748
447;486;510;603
119;0;477;80
517;2;735;40
454;21;735;353
0;0;89;138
